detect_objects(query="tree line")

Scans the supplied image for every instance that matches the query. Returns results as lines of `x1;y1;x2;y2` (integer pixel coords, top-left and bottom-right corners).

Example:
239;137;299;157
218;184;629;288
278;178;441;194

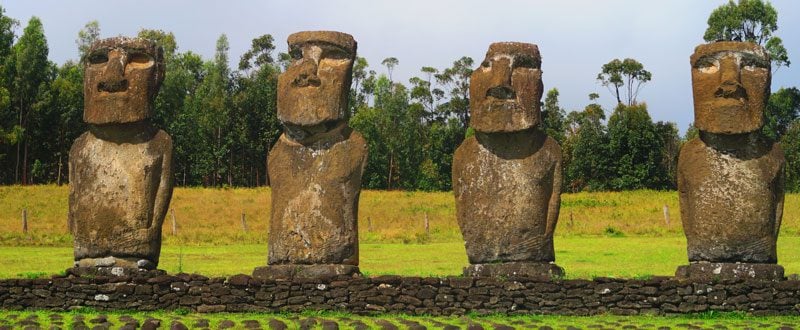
0;0;798;192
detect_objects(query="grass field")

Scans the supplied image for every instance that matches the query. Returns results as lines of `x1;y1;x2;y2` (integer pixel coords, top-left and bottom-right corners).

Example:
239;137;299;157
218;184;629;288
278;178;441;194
2;309;800;329
6;235;800;279
2;185;799;246
2;185;800;279
3;186;800;324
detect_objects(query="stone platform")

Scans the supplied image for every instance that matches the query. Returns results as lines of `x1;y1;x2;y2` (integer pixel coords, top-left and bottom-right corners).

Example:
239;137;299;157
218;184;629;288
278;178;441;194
464;262;564;278
675;262;785;281
252;264;360;280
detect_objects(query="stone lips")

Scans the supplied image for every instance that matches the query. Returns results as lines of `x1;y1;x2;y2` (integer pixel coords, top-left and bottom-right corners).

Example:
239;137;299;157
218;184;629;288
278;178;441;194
83;37;165;125
690;41;770;134
469;42;543;133
453;131;562;265
277;31;356;126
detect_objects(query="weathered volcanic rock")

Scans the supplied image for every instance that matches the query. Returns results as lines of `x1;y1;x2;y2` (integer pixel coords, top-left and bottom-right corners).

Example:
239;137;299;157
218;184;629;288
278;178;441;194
453;42;562;277
266;127;366;266
453;130;562;264
69;37;172;268
678;41;785;278
258;31;366;280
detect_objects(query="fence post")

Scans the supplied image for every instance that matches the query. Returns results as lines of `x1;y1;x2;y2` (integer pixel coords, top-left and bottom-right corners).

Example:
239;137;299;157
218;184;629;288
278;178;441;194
22;208;28;234
424;213;430;236
367;217;372;232
663;205;670;226
171;209;177;236
241;211;248;232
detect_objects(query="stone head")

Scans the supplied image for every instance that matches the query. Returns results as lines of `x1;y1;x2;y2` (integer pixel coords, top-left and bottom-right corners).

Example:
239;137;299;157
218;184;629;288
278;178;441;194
691;41;770;134
277;31;356;127
84;37;165;125
469;42;543;133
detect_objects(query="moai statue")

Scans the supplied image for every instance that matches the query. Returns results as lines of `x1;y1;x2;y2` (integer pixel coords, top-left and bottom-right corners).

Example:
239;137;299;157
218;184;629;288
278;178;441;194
676;41;785;280
69;37;173;273
252;31;367;280
452;42;563;278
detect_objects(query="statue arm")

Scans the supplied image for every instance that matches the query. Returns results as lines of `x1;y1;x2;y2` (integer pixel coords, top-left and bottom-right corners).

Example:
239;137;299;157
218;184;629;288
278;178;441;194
774;163;785;238
546;155;563;237
152;133;174;230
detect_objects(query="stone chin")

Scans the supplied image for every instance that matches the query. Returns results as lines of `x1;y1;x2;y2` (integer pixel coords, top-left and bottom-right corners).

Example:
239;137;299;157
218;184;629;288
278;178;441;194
470;100;539;133
277;91;347;127
84;94;151;125
695;102;762;134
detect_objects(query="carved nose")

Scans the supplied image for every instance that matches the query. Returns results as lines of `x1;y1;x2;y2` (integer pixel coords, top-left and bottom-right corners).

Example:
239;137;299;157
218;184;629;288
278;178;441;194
97;51;128;93
292;59;322;87
293;72;321;87
487;86;516;99
715;80;746;99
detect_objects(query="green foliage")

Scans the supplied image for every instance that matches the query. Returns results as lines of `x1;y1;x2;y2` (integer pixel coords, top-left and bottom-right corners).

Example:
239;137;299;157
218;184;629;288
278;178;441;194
763;87;800;141
603;226;624;237
76;20;100;60
564;98;612;191
541;88;566;144
703;0;789;69
782;121;800;192
597;58;652;106
607;103;671;190
137;28;177;60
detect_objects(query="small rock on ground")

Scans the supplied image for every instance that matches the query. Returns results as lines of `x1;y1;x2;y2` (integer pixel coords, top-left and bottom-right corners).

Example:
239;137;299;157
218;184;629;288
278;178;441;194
242;320;261;329
170;320;188;330
321;319;339;330
374;319;399;330
267;319;287;330
218;320;236;329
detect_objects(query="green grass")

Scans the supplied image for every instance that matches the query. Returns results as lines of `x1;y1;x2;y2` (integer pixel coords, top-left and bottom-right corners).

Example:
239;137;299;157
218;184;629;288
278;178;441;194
0;309;798;329
2;185;799;246
5;235;800;279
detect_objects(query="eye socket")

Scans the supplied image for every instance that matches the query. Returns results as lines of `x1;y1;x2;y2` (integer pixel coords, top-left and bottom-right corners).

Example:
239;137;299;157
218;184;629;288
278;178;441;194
289;48;303;60
481;60;490;68
740;56;768;71
693;57;719;72
129;52;152;63
322;47;350;60
514;56;540;69
87;52;108;65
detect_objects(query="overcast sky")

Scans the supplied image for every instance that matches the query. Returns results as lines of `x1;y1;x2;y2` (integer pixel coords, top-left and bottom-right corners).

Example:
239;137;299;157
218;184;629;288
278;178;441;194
4;0;799;133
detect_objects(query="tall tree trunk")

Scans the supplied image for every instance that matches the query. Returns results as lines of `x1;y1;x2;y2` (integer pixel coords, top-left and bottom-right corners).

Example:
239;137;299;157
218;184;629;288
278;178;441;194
22;141;28;185
14;140;20;184
387;152;393;190
227;145;233;186
57;156;63;186
214;126;220;187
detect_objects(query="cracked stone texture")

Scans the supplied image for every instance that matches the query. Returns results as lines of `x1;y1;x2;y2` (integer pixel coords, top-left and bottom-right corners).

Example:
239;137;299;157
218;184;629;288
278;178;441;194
679;41;785;265
468;42;543;133
266;31;367;271
453;42;562;270
675;262;784;281
83;37;165;125
69;37;173;267
277;31;356;127
690;41;770;134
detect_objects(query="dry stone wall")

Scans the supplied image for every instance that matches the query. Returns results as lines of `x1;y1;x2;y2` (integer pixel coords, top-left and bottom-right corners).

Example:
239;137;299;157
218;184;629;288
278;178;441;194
2;272;799;316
